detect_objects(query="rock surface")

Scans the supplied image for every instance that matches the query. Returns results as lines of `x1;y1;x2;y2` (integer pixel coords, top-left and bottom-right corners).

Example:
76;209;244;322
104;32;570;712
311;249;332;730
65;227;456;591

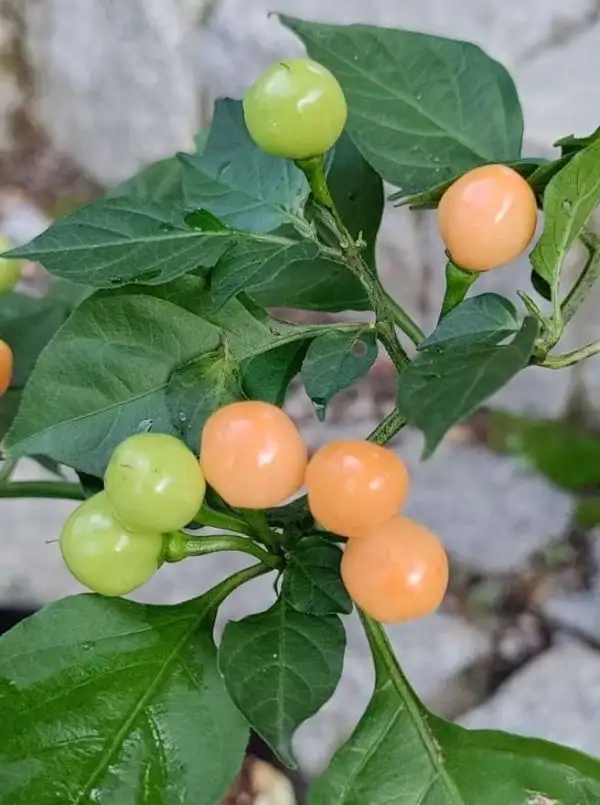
461;641;600;758
19;0;212;185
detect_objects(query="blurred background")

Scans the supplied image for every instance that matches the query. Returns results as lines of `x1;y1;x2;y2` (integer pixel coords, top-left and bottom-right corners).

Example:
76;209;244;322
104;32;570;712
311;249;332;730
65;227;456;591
2;1;600;802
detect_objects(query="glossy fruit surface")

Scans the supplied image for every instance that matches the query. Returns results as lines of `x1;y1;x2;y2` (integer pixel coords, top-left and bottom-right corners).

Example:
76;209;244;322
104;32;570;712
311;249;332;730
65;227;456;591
0;339;13;396
104;433;206;533
60;492;163;596
341;515;449;623
437;164;537;271
0;235;20;294
305;440;409;538
243;58;347;159
200;400;307;509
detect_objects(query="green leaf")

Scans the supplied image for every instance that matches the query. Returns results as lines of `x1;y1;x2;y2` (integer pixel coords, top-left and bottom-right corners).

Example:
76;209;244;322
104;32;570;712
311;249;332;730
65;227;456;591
326;131;383;267
531;137;600;287
555;125;600;156
301;328;378;415
527;154;572;197
282;17;523;196
5;279;319;475
219;599;346;768
0;580;251;805
180;99;308;233
250;248;369;312
0;389;21;441
283;537;352;616
397;317;538;456
241;340;308;406
391;157;546;208
310;615;600;804
0;291;71;388
489;410;600;492
420;294;520;349
6;196;233;289
109;155;184;202
211;237;319;308
108;129;208;202
167;348;245;450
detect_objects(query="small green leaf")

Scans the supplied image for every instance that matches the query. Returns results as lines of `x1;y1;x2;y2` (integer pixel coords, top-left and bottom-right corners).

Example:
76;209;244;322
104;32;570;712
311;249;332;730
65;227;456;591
180;99;308;233
219;599;346;768
211;238;320;308
420;293;520;349
309;616;600;804
555;125;600;155
6;196;234;288
398;317;538;456
301;328;378;414
531;137;600;287
250;249;369;312
241;341;308;406
0;583;250;805
282;17;523;195
283;538;352;616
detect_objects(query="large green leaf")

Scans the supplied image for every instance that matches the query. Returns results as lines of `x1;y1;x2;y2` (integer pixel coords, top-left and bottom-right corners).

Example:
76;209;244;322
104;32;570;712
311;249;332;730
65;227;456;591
180;99;308;233
0;574;253;805
167;348;245;450
219;599;346;768
5;197;234;289
419;294;520;350
282;17;523;195
4;279;323;475
397;317;538;456
301;327;378;416
531;137;600;287
282;537;352;617
309;615;600;804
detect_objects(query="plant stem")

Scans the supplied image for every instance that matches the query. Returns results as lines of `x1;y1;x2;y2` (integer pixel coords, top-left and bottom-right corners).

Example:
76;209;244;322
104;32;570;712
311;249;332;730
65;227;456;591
164;532;281;568
376;322;410;369
562;239;600;326
193;504;251;536
240;508;280;551
211;562;274;609
297;155;424;347
0;480;85;501
0;456;18;484
367;408;407;445
536;339;600;369
439;260;479;321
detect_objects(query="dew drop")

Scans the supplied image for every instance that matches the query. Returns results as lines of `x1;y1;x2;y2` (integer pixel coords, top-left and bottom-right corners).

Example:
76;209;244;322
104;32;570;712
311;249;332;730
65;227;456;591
178;412;187;423
136;419;153;433
82;642;94;652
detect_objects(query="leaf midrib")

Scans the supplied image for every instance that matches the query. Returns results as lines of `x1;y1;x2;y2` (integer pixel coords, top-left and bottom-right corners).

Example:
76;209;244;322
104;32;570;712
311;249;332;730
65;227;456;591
73;602;211;804
288;20;491;163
